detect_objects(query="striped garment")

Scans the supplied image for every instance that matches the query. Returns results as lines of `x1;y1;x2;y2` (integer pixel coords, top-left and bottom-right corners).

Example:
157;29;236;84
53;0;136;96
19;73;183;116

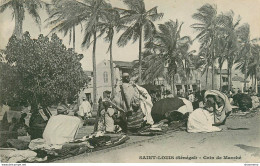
127;109;144;130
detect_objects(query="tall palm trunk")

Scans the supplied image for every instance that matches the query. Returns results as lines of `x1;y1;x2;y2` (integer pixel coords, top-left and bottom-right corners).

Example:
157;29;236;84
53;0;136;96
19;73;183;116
109;34;115;98
13;5;23;39
244;58;248;92
73;25;76;50
92;31;97;111
219;66;222;91
256;64;259;93
227;62;232;91
138;26;143;85
229;66;232;91
93;30;98;132
212;62;215;90
171;74;176;96
206;67;209;89
228;65;233;92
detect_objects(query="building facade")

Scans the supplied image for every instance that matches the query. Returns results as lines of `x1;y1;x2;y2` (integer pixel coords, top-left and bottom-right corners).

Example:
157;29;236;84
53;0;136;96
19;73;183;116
200;67;252;92
83;59;202;101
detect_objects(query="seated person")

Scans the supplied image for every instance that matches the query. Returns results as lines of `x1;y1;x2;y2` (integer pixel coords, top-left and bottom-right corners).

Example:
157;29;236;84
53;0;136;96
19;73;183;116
9;117;19;132
205;90;232;125
29;106;52;139
17;113;28;136
99;101;116;133
187;100;222;133
43;105;81;145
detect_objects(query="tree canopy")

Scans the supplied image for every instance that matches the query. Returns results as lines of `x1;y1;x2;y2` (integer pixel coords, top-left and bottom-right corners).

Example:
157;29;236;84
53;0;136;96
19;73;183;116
1;32;88;108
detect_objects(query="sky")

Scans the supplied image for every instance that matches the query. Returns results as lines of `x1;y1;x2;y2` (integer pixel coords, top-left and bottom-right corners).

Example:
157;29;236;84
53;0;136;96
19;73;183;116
0;0;260;71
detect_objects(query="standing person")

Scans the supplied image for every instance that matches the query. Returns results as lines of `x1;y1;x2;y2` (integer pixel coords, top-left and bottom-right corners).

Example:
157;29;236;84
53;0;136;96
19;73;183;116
113;73;145;133
78;97;92;120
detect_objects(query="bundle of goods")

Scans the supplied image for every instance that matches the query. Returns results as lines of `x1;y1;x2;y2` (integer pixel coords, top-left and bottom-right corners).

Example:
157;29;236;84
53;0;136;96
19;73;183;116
233;93;252;112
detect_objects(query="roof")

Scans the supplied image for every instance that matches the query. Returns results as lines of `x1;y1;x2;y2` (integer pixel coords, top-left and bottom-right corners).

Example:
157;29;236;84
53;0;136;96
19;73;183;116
113;61;134;69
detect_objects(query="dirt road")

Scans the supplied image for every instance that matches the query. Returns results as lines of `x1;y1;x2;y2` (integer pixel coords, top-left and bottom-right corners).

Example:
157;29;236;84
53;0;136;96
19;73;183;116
57;112;260;163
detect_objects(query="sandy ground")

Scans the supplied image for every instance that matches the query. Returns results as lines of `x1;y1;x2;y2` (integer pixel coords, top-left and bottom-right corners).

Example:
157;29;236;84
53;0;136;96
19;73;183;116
55;111;260;163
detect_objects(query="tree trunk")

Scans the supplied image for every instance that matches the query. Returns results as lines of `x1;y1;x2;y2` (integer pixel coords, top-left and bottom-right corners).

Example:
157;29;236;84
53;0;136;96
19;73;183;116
93;31;98;132
13;4;23;39
171;74;176;96
256;64;259;93
244;58;248;92
230;67;232;91
228;65;233;92
92;31;97;111
73;25;76;51
212;62;215;90
219;67;222;91
109;34;115;98
227;63;231;91
206;67;209;89
138;26;143;85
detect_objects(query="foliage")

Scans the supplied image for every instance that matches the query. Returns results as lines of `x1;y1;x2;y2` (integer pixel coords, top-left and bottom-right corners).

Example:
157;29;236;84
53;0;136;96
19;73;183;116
0;0;49;38
1;32;88;108
117;0;163;47
117;0;163;84
141;20;192;84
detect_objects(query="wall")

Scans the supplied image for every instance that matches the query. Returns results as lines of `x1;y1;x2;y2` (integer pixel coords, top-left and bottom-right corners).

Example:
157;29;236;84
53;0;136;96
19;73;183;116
84;60;120;102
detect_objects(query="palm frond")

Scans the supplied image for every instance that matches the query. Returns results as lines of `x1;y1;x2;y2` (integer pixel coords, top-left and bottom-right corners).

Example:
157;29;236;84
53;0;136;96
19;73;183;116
0;0;12;13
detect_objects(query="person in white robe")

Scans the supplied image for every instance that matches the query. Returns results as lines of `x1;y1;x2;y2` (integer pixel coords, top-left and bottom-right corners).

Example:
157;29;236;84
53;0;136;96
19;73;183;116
187;100;222;133
43;105;82;145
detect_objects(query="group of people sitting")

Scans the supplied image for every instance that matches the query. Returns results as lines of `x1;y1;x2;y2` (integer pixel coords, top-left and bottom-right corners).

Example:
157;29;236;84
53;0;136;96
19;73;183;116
96;73;232;134
2;73;232;147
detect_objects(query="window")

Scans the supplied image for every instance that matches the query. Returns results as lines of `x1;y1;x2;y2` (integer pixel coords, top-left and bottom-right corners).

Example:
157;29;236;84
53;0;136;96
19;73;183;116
103;71;108;83
222;77;228;83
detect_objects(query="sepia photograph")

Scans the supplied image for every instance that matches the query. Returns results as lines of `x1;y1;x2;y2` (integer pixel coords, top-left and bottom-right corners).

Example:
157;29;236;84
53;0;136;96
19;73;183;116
0;0;260;164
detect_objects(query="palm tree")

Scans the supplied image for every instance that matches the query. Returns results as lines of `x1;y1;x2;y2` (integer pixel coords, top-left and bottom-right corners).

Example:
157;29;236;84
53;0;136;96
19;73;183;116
235;23;259;91
181;48;196;86
192;4;218;90
46;0;86;50
216;11;240;91
117;0;163;85
98;9;125;98
80;0;111;111
245;44;260;93
0;0;49;39
142;20;192;95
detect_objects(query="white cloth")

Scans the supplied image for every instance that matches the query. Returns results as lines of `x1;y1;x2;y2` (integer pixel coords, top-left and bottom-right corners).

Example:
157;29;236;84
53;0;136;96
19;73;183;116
8;150;37;163
177;98;193;114
135;85;154;125
29;138;62;150
78;101;92;117
104;108;115;132
204;90;232;124
251;96;260;109
187;108;222;133
43;115;81;145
